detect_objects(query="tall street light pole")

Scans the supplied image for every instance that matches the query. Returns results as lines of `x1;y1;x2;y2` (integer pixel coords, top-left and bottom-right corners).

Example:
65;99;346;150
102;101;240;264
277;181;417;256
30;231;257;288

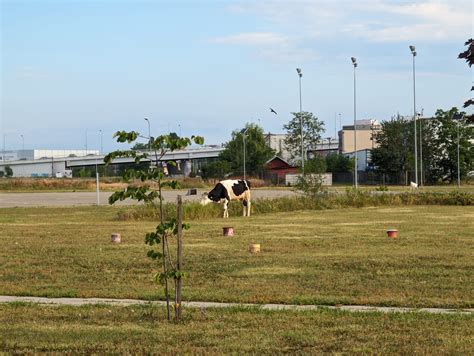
20;134;24;159
419;110;423;186
453;113;464;188
351;57;358;188
144;117;151;151
99;130;103;155
296;68;304;175
241;127;249;180
410;45;418;186
2;134;5;161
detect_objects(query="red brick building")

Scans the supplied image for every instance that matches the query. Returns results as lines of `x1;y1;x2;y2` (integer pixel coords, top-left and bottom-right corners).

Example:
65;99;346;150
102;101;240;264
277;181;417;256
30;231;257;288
264;156;299;184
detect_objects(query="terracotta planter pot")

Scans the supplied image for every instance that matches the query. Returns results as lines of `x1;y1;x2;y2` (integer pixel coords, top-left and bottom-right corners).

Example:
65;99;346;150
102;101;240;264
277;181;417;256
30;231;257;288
223;227;234;236
249;244;261;253
111;233;121;243
386;229;398;238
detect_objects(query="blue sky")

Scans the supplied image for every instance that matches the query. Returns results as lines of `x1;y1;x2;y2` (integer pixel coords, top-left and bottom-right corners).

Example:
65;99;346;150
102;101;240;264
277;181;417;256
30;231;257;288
1;0;472;152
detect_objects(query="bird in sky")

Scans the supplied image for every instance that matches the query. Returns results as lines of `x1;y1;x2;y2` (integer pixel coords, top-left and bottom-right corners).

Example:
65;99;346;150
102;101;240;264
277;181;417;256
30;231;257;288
270;107;278;115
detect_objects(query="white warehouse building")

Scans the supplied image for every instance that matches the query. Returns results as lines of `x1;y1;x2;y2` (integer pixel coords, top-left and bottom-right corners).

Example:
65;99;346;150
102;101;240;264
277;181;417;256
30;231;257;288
0;149;99;162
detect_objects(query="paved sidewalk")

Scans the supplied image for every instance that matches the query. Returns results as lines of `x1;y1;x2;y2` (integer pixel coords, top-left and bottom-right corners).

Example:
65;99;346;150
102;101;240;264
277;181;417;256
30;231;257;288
1;296;472;315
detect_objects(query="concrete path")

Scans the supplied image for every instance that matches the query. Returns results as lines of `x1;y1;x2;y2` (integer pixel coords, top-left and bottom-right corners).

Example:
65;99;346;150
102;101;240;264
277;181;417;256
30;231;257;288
1;296;472;315
0;189;297;208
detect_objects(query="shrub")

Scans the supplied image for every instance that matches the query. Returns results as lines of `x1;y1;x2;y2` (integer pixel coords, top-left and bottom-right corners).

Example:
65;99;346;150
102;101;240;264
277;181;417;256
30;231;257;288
4;166;13;177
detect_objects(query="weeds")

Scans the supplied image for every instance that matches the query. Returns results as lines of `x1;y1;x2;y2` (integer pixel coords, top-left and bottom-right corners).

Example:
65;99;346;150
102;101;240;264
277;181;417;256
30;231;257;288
117;191;473;221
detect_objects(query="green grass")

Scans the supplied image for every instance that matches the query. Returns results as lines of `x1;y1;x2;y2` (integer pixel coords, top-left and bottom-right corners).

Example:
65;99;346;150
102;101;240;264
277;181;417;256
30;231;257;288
327;184;474;193
0;205;472;308
117;191;473;221
0;303;472;353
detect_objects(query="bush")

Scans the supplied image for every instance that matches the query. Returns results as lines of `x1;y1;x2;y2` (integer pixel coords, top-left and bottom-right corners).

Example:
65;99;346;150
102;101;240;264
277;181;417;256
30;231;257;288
4;166;13;177
294;174;325;197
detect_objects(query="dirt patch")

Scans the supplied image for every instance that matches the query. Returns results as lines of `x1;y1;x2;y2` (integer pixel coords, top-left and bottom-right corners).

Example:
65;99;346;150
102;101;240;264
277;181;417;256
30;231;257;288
377;208;416;213
233;267;302;276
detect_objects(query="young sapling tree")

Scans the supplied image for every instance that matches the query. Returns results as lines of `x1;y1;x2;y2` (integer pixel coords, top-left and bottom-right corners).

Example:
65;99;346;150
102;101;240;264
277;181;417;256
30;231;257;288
104;130;204;321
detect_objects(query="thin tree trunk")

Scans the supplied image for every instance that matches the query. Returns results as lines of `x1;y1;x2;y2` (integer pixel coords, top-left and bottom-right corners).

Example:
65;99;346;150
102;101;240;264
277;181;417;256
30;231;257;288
175;195;183;321
159;180;170;321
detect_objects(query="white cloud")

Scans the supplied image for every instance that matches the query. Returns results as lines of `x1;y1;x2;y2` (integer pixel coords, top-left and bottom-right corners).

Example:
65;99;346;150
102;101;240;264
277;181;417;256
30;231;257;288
350;1;472;42
211;1;471;62
226;0;471;43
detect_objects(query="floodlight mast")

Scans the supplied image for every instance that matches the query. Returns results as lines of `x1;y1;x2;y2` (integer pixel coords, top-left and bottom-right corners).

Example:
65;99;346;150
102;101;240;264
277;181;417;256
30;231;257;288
351;57;358;188
410;45;418;186
453;113;464;188
241;127;249;180
296;68;304;175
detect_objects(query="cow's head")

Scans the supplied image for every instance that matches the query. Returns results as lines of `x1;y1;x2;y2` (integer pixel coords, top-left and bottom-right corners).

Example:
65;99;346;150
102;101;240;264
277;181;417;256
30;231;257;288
200;192;212;206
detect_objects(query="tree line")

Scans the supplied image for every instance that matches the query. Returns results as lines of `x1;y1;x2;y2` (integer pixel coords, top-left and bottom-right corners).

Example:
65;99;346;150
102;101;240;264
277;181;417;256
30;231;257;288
372;108;473;184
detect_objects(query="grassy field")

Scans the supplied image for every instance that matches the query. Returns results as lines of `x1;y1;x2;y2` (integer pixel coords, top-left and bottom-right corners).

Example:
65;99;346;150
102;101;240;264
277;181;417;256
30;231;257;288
1;205;472;308
1;303;472;353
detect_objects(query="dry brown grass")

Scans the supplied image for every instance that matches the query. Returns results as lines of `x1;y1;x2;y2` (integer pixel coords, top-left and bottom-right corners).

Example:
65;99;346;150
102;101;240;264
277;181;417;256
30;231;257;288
0;177;209;192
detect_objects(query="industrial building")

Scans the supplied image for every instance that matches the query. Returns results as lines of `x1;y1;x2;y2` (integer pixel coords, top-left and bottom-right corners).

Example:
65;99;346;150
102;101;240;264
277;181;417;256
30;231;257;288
338;119;381;153
265;133;291;161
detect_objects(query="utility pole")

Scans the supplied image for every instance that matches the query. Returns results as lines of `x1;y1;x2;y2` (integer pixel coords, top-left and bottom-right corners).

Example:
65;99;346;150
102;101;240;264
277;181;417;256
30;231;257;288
410;45;418;186
2;134;6;161
351;57;358;188
453;113;464;188
419;110;423;186
99;129;103;155
296;68;304;174
20;134;24;159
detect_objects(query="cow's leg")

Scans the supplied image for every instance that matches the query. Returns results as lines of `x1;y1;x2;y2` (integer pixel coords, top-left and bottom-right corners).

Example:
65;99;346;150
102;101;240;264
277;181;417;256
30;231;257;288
242;200;250;216
223;201;229;218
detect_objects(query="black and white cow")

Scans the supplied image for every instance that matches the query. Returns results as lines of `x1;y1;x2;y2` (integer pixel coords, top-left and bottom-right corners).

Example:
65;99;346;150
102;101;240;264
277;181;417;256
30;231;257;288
200;179;251;218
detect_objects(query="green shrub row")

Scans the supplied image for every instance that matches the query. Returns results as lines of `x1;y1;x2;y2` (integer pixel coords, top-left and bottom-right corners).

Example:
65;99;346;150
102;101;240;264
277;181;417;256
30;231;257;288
116;190;473;221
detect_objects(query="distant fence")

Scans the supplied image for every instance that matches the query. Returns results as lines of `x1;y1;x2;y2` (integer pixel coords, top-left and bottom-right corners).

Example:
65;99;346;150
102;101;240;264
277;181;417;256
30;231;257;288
332;171;418;186
264;171;421;186
285;173;333;186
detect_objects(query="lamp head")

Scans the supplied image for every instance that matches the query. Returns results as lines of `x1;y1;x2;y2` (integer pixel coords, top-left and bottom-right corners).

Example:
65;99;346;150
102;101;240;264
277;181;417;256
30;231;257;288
409;45;416;56
351;57;357;67
296;68;302;77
